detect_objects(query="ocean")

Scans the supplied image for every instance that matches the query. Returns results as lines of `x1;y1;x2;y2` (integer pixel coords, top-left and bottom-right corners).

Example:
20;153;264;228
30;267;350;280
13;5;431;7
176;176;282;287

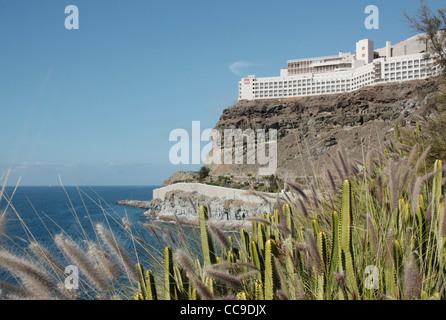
0;185;204;297
0;185;158;249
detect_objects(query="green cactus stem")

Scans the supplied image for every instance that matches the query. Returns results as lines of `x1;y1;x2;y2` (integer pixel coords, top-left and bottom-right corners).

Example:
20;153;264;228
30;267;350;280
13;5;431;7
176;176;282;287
199;205;217;266
264;239;280;300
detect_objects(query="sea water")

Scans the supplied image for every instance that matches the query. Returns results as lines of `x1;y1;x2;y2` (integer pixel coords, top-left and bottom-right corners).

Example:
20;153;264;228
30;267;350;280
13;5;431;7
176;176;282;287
0;185;157;248
0;185;203;296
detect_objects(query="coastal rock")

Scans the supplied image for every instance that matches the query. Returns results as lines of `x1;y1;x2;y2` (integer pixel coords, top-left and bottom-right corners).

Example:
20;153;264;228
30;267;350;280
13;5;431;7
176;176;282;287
116;189;277;231
202;78;440;180
122;78;442;230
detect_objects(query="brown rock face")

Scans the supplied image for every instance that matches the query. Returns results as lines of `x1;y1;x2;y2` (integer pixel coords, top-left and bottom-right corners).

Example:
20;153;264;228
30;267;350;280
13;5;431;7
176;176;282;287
207;78;439;180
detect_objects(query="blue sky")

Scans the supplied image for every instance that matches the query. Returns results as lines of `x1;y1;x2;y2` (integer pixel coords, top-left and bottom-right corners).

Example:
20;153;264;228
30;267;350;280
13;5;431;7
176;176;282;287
0;0;444;186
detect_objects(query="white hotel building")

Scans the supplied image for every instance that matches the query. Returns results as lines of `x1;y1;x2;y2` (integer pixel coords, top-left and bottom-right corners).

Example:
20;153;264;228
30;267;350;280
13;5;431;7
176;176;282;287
238;35;440;101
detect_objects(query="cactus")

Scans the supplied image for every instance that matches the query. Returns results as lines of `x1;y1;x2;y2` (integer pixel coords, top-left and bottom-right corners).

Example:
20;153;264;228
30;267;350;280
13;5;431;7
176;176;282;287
251;220;258;243
240;228;250;263
249;240;263;281
433;160;445;260
164;246;178;300
264;213;272;240
432;160;442;220
385;233;397;298
264;239;280;300
284;251;298;300
311;219;320;240
255;283;264;300
257;223;266;253
394;240;403;278
329;211;340;276
136;263;148;299
199;205;217;266
272;209;280;240
128;156;446;301
205;277;214;295
318;232;329;274
191;288;198;300
227;251;237;264
134;292;143;300
146;269;158;300
416;203;428;259
135;263;158;300
237;292;247;300
338;180;360;299
174;265;191;300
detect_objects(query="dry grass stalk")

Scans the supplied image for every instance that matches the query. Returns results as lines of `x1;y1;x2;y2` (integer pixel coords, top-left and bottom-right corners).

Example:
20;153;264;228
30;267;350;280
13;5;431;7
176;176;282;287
203;267;242;289
404;254;422;299
96;224;137;282
55;234;111;295
0;249;58;299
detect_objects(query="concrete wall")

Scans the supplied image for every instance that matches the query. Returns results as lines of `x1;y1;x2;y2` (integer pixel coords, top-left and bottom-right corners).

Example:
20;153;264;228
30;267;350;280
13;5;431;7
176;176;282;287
392;34;428;57
375;34;428;58
153;182;279;204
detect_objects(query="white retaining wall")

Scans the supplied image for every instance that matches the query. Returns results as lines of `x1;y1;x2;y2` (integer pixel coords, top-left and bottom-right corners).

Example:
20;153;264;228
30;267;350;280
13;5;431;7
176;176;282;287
153;183;280;204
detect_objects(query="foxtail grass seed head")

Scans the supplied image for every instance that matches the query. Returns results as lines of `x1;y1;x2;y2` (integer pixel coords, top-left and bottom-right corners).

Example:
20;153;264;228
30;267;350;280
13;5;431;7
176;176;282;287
404;254;422;299
121;217;132;231
305;229;324;274
190;277;214;300
204;267;242;289
0;280;30;299
207;222;231;250
174;249;196;276
54;234;111;294
96;224;137;282
28;242;66;276
0;213;6;240
87;241;121;281
0;249;58;299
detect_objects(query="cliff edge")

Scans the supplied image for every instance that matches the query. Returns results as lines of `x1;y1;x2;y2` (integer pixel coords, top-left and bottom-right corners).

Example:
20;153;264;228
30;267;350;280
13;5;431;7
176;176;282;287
206;78;440;180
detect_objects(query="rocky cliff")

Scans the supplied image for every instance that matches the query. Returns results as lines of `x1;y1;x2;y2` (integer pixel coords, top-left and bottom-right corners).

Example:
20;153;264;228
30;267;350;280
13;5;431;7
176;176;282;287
119;78;441;229
207;78;440;180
